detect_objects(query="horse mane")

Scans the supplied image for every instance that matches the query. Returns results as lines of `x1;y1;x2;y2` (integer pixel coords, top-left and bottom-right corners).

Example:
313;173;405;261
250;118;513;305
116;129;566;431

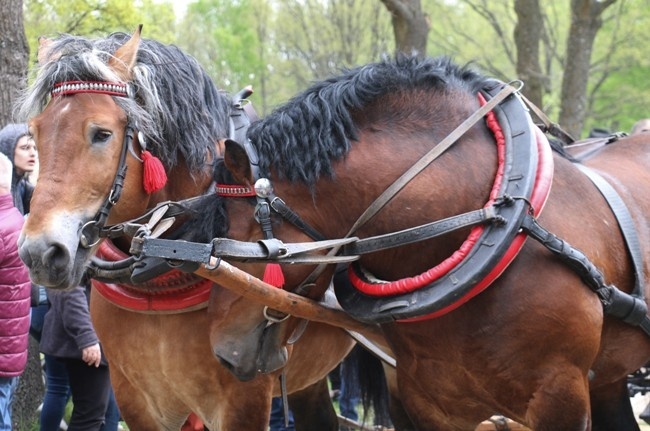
248;55;491;185
16;32;232;173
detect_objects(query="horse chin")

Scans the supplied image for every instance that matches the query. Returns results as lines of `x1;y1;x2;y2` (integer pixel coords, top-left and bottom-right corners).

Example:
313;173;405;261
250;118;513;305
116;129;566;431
213;320;288;382
256;323;289;374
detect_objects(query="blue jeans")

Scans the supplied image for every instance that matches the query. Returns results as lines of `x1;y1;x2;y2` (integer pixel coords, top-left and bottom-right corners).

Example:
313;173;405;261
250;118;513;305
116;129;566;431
101;389;120;431
0;376;18;431
269;397;294;431
30;294;49;342
339;360;360;422
40;355;71;431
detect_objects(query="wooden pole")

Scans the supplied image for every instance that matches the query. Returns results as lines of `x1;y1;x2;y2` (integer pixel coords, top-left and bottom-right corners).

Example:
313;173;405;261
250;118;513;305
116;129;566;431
194;260;384;338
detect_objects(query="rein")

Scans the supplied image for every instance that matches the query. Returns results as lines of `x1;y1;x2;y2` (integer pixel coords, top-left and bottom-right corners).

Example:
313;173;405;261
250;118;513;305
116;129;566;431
214;82;521;299
125;81;650;334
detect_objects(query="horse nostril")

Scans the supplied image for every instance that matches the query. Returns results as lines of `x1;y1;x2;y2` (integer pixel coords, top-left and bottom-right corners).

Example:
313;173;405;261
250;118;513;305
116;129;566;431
42;243;70;271
19;250;33;267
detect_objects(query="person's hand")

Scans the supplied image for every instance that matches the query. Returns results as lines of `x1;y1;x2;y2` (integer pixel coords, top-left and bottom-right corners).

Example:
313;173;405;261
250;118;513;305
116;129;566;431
82;343;102;367
0;153;12;195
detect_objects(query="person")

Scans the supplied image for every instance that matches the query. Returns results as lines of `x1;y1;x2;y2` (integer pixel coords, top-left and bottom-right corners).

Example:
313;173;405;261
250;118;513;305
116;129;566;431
338;346;361;429
0;152;32;430
0;123;40;308
39;279;113;431
631;118;650;135
268;396;295;431
0;123;36;215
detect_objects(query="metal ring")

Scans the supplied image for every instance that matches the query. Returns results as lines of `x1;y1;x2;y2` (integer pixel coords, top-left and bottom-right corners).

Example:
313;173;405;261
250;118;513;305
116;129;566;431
263;306;290;323
205;257;221;271
79;220;101;248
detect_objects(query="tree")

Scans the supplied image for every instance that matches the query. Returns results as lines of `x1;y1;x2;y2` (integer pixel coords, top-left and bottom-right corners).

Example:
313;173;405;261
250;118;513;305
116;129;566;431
24;0;177;65
0;2;44;428
514;0;544;108
380;0;430;56
0;0;29;125
559;0;617;138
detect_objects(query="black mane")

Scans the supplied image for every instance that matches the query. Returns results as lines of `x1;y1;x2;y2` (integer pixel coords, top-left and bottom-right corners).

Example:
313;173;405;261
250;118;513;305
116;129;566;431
248;55;491;185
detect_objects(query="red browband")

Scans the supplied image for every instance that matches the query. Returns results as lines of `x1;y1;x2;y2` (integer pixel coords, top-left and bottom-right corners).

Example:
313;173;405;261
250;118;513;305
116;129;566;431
51;80;129;98
216;184;256;197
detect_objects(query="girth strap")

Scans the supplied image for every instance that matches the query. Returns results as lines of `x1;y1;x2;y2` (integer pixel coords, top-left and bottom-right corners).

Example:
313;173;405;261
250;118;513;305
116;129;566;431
575;164;646;299
521;214;650;336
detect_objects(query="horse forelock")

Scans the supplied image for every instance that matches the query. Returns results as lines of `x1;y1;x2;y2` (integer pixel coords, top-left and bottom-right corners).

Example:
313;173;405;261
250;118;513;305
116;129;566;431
16;32;231;175
248;55;490;185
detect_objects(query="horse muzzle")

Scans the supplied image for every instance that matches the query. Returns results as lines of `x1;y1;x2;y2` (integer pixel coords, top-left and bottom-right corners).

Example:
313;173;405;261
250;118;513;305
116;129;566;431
18;220;90;289
213;319;288;381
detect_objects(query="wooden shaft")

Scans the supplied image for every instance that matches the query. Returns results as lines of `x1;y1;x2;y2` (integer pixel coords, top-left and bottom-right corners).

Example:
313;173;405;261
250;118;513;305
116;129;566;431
195;260;383;337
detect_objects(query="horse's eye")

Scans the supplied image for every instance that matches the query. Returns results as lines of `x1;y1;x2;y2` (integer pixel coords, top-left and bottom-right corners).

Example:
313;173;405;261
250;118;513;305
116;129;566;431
92;129;112;145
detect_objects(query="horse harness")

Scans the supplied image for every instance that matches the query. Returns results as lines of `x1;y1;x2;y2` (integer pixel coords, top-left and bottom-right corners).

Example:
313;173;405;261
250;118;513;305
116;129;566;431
68;81;650;335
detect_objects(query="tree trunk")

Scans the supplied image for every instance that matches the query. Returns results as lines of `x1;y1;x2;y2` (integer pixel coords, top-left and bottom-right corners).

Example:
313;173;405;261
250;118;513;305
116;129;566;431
0;2;42;427
379;0;430;57
0;0;29;125
559;0;616;139
13;337;44;431
513;0;544;108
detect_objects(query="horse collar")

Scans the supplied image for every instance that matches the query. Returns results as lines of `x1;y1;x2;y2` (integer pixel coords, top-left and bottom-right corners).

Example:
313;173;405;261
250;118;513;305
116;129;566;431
336;83;555;323
92;239;211;313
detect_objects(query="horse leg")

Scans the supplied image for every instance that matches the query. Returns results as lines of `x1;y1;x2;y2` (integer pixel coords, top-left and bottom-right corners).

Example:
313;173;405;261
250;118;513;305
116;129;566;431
110;368;188;431
383;364;416;431
288;377;338;431
524;367;592;431
590;378;640;431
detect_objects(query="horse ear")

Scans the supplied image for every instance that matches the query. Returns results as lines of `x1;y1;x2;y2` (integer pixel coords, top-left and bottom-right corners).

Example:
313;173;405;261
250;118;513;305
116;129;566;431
37;37;57;65
109;24;143;81
224;139;254;185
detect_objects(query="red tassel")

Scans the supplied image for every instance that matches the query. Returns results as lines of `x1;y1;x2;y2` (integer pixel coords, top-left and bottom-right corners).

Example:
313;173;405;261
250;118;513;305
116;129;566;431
263;263;285;288
141;150;167;194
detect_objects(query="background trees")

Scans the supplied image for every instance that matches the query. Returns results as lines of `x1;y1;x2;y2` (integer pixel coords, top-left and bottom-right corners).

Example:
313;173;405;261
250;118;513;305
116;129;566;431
11;0;650;138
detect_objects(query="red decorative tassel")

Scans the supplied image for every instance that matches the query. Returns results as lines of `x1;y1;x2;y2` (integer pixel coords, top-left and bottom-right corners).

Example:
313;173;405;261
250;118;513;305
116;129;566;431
141;150;167;194
263;263;285;288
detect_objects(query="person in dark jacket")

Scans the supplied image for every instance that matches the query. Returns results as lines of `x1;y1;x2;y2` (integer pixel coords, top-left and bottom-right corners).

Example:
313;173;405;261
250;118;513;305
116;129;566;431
40;282;112;431
0;123;36;216
0;152;31;430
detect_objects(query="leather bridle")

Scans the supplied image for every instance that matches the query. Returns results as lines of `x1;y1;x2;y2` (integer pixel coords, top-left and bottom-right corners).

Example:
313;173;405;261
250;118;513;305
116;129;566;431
49;80;137;249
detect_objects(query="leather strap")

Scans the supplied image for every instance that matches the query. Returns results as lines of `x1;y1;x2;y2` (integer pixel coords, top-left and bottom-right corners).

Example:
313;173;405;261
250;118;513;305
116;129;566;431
575;164;645;298
521;214;650;335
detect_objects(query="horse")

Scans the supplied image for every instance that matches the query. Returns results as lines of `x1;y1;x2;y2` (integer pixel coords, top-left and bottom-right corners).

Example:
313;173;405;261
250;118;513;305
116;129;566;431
202;54;650;430
15;27;366;431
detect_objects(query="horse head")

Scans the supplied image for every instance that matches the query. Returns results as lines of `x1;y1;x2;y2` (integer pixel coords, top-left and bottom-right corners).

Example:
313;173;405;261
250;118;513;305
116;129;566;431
17;26;231;289
210;141;337;379
210;56;501;380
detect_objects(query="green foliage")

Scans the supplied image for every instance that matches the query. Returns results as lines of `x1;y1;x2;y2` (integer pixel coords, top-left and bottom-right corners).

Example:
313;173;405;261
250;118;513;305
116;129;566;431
177;0;263;96
23;0;176;66
22;0;650;135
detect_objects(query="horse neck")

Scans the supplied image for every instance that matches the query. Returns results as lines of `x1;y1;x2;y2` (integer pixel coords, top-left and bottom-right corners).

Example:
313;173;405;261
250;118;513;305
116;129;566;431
279;126;498;279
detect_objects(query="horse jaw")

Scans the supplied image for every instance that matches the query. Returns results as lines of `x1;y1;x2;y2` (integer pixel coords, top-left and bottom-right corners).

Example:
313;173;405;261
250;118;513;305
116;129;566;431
208;287;289;381
212;318;288;382
18;211;91;289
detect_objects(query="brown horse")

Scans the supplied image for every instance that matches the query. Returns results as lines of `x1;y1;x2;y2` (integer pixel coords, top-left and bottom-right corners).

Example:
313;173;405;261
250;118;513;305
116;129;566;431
15;28;362;430
202;55;650;430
